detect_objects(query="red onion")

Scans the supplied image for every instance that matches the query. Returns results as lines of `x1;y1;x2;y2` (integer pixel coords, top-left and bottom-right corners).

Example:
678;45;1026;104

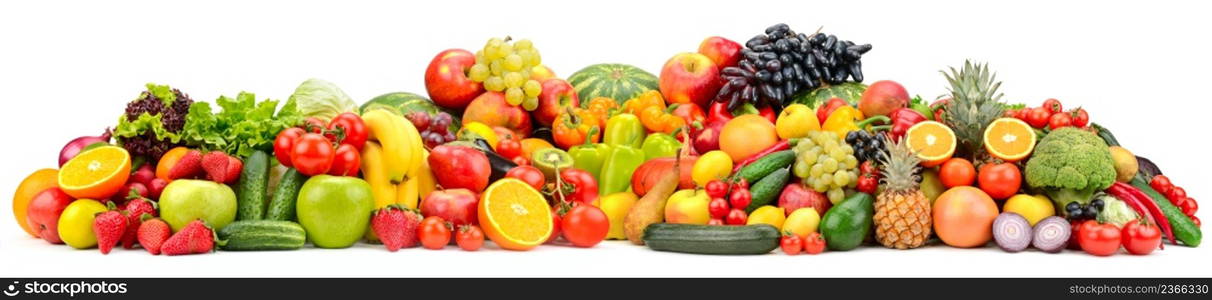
993;212;1032;253
59;128;112;166
1031;216;1071;253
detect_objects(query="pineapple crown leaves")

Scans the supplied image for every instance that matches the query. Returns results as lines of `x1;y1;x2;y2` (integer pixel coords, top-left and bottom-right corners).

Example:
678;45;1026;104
877;135;921;193
941;60;1006;154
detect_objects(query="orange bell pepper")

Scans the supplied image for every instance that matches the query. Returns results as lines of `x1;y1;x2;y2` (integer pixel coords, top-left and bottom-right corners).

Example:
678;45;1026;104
623;91;685;134
553;107;603;149
584;96;618;126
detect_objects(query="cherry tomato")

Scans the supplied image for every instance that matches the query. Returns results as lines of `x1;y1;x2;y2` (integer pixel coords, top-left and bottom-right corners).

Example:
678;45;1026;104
561;205;609;247
939;158;976;188
725;208;748;225
1150;175;1173;195
707;218;725;226
1069;108;1089;128
455;225;484;251
505;166;546;191
1042;98;1063;115
327;144;361;176
496;138;522;160
708;197;730;218
1048;113;1072;130
546;206;563;244
1121;220;1161;255
802;232;826;254
419;216;451;250
1015;108;1031;121
1170;196;1187;208
780;235;803;255
1077;220;1121;256
705;180;729;199
729;189;752;210
512;156;530;166
291;133;335;176
1181;198;1198;216
978;163;1021;199
1025;107;1052;128
326;112;368;151
1191;215;1201;227
732;178;749;190
273;127;306;168
304;117;327;134
1168;187;1187;201
560;168;599;205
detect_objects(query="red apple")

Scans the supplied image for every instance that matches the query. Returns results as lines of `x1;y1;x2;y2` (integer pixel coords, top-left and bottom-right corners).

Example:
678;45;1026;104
25;188;74;244
463;91;533;138
424;49;484;110
428;145;491;193
697;36;742;70
778;183;830;217
693;121;724;155
535;78;580;126
530;65;556;81
659;53;721;108
420;189;479;226
858;80;910;118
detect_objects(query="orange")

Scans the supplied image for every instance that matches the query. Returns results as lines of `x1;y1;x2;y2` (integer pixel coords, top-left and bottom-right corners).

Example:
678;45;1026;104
983;118;1036;162
719;114;778;161
906;121;956;167
478;178;552;251
156;146;190;181
519;138;553;163
13;168;59;238
58;146;131;200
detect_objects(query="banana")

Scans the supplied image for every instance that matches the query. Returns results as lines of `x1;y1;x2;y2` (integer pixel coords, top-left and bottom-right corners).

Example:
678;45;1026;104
397;112;424;179
360;141;398;209
415;149;436;200
362;109;410;183
397;176;419;209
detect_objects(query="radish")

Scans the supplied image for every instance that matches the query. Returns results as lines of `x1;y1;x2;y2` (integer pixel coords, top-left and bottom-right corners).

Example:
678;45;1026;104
993;212;1032;252
1032;216;1071;253
58;128;111;166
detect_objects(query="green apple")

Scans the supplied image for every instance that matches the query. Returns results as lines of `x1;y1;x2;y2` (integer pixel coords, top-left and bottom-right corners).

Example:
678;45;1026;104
664;189;710;225
296;175;374;248
160;180;237;232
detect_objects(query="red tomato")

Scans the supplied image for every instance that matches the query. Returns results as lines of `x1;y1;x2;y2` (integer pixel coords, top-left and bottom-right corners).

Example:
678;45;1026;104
304;117;327;133
546;206;563;244
512;156;530;166
802;232;826;254
291;133;335;176
496;138;522;160
1048;113;1072;130
705;180;729;199
1042;98;1063;115
1121;221;1161;255
1015;108;1031;121
1070;108;1089;128
939;158;976;188
729;189;752;210
780;235;803;255
419;216;451;250
732;178;749;190
1181;198;1198;216
978;163;1022;199
327;144;361;176
1077;220;1121;256
725;209;748;225
1025;107;1051;128
1168;187;1187;201
273;127;306;167
708;197;730;218
1150;175;1173;195
707;218;725;226
326;112;368;150
561;205;609;247
505;166;546;191
560;168;599;205
1191;215;1201;227
455;225;484;251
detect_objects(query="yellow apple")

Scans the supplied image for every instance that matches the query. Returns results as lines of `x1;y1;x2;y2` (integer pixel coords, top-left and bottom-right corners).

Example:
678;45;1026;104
664;189;710;225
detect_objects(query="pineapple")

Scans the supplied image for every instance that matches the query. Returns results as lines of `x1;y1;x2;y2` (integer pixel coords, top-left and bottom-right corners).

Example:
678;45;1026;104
873;135;931;249
942;60;1005;156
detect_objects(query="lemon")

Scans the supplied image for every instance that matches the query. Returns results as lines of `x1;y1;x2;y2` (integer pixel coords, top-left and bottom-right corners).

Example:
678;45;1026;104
1003;194;1055;226
747;205;786;229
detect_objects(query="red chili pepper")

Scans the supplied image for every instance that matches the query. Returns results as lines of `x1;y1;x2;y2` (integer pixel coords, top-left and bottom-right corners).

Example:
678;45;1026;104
1107;183;1164;249
1115;182;1176;246
731;140;791;173
816;98;848;126
878;108;927;142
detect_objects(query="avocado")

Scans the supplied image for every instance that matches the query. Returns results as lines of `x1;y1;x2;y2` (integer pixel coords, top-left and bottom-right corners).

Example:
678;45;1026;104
819;192;874;251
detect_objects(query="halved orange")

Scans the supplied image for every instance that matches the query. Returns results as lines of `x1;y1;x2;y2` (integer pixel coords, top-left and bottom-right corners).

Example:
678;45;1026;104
478;178;552;251
58;146;131;199
906;121;956;167
983;118;1037;162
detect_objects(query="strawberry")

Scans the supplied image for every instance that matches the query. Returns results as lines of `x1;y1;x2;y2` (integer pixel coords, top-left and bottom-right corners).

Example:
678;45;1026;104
121;198;158;249
161;220;215;256
371;205;408;251
92;209;127;254
137;217;171;255
223;156;243;184
168;150;203;180
201;151;230;183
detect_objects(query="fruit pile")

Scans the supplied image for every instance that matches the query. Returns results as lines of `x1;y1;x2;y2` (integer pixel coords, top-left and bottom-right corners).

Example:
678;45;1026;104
10;23;1200;258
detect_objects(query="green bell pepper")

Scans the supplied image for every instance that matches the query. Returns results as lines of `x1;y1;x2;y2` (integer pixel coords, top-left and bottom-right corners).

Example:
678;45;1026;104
599;145;644;195
641;133;681;161
569;142;611;184
603;113;644;149
909;96;934;121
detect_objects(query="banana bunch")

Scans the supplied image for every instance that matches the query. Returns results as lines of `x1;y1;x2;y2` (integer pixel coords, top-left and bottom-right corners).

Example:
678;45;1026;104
360;109;434;209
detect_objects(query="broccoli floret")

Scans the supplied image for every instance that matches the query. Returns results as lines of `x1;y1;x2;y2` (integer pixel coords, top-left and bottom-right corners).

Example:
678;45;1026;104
1025;127;1117;210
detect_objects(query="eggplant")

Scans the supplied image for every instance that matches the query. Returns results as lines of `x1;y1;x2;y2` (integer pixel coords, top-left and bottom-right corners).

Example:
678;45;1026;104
1136;155;1163;178
472;138;518;182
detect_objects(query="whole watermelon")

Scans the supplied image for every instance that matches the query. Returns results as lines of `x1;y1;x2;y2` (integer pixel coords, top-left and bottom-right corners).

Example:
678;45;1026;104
361;92;460;133
791;82;867;108
567;63;659;107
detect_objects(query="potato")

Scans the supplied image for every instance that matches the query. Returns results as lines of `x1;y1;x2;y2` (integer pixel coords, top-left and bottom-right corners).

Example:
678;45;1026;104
1108;146;1138;183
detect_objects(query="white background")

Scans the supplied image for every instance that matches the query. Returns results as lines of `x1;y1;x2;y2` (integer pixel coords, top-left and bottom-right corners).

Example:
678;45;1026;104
1;0;1210;277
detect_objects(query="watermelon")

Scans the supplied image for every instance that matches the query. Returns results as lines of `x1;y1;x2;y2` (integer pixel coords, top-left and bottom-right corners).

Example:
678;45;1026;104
791;82;867;108
567;63;659;107
361;92;460;132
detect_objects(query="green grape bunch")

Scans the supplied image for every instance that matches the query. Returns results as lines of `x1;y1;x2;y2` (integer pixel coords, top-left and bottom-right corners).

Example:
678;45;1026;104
792;131;860;204
468;37;544;110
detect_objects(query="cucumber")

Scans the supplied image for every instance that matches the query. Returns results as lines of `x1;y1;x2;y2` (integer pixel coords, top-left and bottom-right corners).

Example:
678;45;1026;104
642;224;780;255
745;167;791;213
266;168;307;221
1091;123;1120;147
735;150;795;184
236;151;270;221
218;220;307;251
1132;175;1201;247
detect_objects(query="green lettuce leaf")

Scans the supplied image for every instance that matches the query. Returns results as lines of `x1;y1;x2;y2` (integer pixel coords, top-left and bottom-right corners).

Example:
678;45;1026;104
181;91;303;158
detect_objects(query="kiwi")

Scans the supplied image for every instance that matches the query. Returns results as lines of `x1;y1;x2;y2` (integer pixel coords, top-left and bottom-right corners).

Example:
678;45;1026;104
532;148;573;179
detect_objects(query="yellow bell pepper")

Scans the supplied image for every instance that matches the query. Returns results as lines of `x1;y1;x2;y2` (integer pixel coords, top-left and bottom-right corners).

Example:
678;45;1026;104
821;105;884;136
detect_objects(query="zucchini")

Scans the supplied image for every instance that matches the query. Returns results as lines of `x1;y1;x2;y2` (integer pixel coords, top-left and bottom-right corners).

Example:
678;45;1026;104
745;167;791;213
236;151;270;220
735;150;795;184
643;223;780;255
1131;175;1201;247
266;168;307;221
217;220;307;251
1091;123;1120;147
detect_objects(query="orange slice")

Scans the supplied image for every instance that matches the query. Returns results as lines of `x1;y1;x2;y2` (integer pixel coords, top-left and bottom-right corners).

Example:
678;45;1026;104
906;121;956;167
58;146;131;199
983;118;1037;162
478;178;552;251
